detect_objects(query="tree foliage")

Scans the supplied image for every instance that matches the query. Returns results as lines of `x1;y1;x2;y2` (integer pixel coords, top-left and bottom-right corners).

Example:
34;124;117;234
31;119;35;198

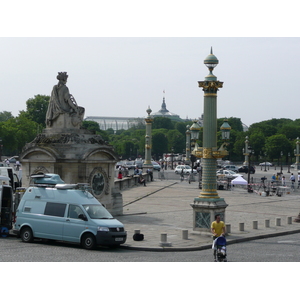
25;94;50;126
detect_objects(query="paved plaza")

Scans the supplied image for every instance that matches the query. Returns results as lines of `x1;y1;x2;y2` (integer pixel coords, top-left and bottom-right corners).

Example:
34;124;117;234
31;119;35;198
117;167;300;251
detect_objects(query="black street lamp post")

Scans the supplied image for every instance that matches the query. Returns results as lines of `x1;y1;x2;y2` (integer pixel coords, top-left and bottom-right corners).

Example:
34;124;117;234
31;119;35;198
171;147;174;170
280;151;283;174
264;152;267;172
247;147;254;193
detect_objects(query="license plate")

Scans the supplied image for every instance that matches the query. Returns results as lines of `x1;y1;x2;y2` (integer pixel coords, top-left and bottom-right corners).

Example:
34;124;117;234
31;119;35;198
115;237;123;241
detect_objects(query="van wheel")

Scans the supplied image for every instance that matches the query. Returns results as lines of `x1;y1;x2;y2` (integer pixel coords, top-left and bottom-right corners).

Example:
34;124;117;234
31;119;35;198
21;227;34;243
81;233;96;250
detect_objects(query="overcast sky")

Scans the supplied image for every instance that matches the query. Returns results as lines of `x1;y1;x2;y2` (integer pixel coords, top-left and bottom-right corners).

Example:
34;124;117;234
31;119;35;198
1;2;299;129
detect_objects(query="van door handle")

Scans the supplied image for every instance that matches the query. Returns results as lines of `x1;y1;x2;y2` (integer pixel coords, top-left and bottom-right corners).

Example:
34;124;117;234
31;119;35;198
66;219;70;222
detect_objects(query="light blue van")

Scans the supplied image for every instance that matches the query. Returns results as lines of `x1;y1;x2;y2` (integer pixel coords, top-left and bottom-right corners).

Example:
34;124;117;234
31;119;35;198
14;174;127;250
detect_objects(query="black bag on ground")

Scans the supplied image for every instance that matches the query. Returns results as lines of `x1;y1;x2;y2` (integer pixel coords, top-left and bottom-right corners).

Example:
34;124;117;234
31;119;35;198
133;233;144;241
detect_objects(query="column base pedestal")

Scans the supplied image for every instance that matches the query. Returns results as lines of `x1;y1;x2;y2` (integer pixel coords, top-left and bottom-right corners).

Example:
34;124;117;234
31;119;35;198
190;197;228;232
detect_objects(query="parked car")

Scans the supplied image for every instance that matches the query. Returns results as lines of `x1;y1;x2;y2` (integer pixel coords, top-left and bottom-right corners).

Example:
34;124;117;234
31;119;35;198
4;156;18;164
216;169;243;179
151;161;161;171
259;162;273;166
223;165;239;172
123;160;135;169
134;159;143;169
238;165;255;174
174;165;197;175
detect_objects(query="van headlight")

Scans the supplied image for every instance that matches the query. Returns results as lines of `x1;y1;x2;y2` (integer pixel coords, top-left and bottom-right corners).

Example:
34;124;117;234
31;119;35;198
98;227;109;232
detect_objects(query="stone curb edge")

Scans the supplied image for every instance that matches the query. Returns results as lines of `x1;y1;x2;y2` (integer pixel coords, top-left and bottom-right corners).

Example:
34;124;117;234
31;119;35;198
120;229;300;252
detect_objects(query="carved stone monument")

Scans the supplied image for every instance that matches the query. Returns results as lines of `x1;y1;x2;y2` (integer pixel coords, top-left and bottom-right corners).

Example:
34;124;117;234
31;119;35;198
20;72;123;215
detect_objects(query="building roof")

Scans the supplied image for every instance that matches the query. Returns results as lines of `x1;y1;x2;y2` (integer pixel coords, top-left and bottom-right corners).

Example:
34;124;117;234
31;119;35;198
151;97;183;121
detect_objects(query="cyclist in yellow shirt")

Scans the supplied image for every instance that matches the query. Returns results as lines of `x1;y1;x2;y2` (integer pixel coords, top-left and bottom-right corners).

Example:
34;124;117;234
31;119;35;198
211;214;226;261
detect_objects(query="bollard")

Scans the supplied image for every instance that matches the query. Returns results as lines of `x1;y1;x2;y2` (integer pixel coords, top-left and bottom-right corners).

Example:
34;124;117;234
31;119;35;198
287;216;292;224
239;223;244;231
182;230;188;240
160;233;167;243
265;219;270;228
159;233;172;247
225;224;231;234
253;221;258;229
276;218;281;226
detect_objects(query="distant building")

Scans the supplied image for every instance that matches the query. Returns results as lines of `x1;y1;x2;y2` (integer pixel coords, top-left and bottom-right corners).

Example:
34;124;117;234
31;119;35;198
84;116;143;131
151;97;183;122
85;96;187;131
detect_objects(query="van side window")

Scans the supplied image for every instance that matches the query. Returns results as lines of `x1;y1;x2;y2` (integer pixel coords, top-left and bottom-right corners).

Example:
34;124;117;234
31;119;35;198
68;204;84;219
44;202;66;217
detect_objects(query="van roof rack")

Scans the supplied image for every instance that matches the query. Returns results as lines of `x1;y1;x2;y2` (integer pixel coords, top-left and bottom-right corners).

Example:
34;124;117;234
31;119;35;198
55;183;91;192
30;173;65;187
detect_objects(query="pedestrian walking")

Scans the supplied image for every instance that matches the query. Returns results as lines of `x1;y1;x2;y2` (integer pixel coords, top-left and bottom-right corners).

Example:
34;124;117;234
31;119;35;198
211;214;226;262
290;173;295;189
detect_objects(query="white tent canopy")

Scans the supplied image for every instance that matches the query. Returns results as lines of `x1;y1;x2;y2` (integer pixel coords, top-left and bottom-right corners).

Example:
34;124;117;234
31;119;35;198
231;176;248;185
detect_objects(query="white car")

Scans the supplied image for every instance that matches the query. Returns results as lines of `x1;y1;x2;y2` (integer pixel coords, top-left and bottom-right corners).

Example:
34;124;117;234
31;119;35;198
259;162;273;166
174;165;197;175
217;169;243;179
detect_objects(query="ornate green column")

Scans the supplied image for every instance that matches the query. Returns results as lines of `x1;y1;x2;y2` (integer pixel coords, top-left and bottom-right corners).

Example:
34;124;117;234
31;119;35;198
191;48;228;232
143;106;153;172
295;137;300;169
185;125;191;165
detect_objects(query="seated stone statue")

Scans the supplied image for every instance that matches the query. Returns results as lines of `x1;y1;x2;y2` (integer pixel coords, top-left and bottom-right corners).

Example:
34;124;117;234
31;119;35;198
46;72;85;129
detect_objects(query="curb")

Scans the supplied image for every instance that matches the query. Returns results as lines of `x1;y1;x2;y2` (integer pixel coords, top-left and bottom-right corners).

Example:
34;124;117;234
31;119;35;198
120;229;300;252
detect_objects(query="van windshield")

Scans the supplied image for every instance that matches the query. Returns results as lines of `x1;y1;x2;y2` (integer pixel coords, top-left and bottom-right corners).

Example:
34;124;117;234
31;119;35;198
83;204;114;219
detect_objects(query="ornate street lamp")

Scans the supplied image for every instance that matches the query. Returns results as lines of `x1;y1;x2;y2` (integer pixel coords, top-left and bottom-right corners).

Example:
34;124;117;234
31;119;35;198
190;120;201;142
220;118;231;141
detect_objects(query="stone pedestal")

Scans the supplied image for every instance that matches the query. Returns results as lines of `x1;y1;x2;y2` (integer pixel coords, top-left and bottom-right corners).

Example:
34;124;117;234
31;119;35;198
190;197;228;232
20;128;123;215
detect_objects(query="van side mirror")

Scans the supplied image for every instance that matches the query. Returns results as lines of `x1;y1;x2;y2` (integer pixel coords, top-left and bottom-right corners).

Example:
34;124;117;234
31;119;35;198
78;214;88;221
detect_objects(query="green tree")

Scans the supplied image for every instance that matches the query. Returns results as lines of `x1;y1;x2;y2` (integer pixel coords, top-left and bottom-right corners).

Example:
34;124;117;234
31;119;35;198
81;120;110;142
265;134;293;161
152;131;168;159
152;117;174;130
166;129;185;153
25;94;50;126
0;111;13;122
0;112;38;155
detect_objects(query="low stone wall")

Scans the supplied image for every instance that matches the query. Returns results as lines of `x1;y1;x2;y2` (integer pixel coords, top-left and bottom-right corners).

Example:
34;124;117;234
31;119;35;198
110;173;150;216
114;173;150;191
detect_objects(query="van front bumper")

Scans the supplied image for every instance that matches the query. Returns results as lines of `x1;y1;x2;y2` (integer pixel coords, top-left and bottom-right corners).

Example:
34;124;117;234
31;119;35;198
96;231;127;246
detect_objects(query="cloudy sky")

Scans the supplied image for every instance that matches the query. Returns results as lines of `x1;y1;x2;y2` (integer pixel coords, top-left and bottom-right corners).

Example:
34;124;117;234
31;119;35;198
0;2;299;129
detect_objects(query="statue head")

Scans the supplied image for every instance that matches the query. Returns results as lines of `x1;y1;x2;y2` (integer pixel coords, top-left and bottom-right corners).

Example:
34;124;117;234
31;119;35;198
57;72;68;83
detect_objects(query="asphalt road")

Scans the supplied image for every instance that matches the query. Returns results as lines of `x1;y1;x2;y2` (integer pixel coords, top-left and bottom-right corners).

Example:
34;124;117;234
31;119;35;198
1;233;300;262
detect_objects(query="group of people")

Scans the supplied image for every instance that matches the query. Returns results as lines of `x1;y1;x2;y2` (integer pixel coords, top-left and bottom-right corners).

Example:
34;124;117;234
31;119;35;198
2;159;21;170
116;165;148;187
271;172;300;188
